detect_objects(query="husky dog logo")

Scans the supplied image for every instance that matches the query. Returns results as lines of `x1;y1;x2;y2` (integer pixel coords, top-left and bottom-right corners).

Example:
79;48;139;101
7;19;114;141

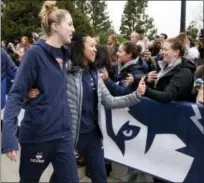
30;152;44;163
103;99;204;182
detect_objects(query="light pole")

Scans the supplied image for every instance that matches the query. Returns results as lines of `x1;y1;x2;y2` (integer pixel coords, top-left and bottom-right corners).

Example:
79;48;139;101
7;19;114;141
180;0;186;32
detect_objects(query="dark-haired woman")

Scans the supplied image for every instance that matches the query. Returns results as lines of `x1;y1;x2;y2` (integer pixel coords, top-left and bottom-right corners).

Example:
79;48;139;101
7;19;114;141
101;41;149;96
66;35;145;183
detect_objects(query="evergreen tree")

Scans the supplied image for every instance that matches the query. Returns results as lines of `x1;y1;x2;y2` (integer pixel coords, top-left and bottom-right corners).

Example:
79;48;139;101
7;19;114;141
1;0;94;41
73;0;88;13
186;20;199;40
1;0;42;41
120;0;157;39
57;0;94;35
86;0;113;34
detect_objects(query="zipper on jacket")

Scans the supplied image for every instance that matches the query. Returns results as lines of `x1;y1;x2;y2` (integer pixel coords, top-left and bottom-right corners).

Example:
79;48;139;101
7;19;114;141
61;64;68;138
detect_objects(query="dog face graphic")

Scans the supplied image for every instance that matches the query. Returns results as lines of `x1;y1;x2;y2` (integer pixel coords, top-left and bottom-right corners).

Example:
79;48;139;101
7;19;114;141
101;99;204;182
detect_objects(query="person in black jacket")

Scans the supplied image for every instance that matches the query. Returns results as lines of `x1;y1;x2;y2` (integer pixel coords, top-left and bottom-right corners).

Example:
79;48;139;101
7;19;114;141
101;41;149;96
144;37;196;103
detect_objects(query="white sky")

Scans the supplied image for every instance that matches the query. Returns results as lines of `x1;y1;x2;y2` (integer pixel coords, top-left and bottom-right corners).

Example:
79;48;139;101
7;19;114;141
106;1;203;37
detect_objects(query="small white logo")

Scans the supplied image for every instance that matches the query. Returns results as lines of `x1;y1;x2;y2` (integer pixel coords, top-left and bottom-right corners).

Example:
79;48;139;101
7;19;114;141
30;152;45;163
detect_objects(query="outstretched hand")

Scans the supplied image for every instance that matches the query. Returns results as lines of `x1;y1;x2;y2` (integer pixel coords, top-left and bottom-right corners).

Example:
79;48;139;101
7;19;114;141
99;68;109;81
136;76;146;98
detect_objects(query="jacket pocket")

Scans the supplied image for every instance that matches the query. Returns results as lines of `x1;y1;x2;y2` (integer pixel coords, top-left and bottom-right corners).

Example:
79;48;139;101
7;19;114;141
26;105;47;133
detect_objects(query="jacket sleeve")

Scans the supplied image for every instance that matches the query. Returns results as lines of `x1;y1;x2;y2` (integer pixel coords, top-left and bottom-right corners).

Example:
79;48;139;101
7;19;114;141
99;77;140;109
5;51;17;80
105;78;134;96
145;69;193;103
2;49;38;154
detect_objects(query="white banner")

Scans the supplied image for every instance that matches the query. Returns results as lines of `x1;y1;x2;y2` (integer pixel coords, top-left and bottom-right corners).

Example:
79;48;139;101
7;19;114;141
101;106;196;182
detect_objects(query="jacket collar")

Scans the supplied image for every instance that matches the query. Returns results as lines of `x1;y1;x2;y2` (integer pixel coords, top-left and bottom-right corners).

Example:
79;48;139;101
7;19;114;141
158;58;182;72
120;57;140;72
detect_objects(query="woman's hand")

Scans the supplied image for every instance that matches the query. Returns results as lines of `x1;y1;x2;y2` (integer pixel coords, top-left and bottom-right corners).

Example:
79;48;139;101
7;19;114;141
122;74;134;87
6;150;18;162
136;76;146;98
27;88;39;99
99;68;109;81
147;71;158;83
144;50;151;60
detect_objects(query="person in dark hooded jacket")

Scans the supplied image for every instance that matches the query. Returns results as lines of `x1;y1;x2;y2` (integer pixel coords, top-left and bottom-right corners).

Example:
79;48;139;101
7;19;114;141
101;41;148;96
144;37;196;103
1;2;79;182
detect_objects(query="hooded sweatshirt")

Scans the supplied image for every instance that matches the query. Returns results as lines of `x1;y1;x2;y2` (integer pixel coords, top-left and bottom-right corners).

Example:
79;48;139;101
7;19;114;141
2;39;72;153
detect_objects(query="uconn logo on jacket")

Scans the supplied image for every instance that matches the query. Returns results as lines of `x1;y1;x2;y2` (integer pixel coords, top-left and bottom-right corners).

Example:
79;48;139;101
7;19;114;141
101;98;204;182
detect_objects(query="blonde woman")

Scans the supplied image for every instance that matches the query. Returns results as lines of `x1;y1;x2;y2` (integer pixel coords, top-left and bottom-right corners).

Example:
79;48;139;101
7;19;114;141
1;1;78;182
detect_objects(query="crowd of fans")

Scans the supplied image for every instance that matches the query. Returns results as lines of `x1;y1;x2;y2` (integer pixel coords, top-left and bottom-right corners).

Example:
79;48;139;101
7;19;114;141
1;8;204;182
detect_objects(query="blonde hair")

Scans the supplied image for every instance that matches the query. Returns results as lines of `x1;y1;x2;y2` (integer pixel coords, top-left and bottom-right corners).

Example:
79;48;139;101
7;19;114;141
39;1;70;36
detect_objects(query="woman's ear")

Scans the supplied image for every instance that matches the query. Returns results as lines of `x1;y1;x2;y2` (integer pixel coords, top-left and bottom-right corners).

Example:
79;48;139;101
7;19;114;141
51;22;58;32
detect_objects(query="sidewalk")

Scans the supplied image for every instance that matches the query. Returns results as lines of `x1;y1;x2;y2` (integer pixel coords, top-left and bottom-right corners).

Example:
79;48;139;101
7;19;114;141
1;153;119;182
1;153;153;182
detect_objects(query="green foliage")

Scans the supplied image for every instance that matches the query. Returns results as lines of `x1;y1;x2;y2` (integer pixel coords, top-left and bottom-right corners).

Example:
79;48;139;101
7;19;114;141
57;0;94;35
2;0;94;41
186;21;199;41
73;0;88;13
120;0;157;39
1;0;42;42
86;0;114;34
116;35;128;44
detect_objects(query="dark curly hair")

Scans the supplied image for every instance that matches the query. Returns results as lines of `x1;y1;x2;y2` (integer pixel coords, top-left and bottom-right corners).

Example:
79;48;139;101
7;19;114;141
69;32;90;68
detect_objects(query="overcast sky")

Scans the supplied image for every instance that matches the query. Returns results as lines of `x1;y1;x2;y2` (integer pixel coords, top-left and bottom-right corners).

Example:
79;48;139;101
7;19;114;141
106;1;203;37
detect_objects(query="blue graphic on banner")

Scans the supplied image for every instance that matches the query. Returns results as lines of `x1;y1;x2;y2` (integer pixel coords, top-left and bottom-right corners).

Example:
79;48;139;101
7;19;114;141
105;98;204;182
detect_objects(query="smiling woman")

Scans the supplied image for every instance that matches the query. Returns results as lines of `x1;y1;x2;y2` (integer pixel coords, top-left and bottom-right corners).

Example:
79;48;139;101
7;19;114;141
144;37;196;103
39;1;75;45
1;1;78;182
64;33;145;183
70;34;97;67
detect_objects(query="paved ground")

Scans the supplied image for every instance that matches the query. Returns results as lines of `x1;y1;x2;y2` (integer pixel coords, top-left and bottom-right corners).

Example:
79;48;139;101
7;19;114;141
1;153;120;182
1;153;153;182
